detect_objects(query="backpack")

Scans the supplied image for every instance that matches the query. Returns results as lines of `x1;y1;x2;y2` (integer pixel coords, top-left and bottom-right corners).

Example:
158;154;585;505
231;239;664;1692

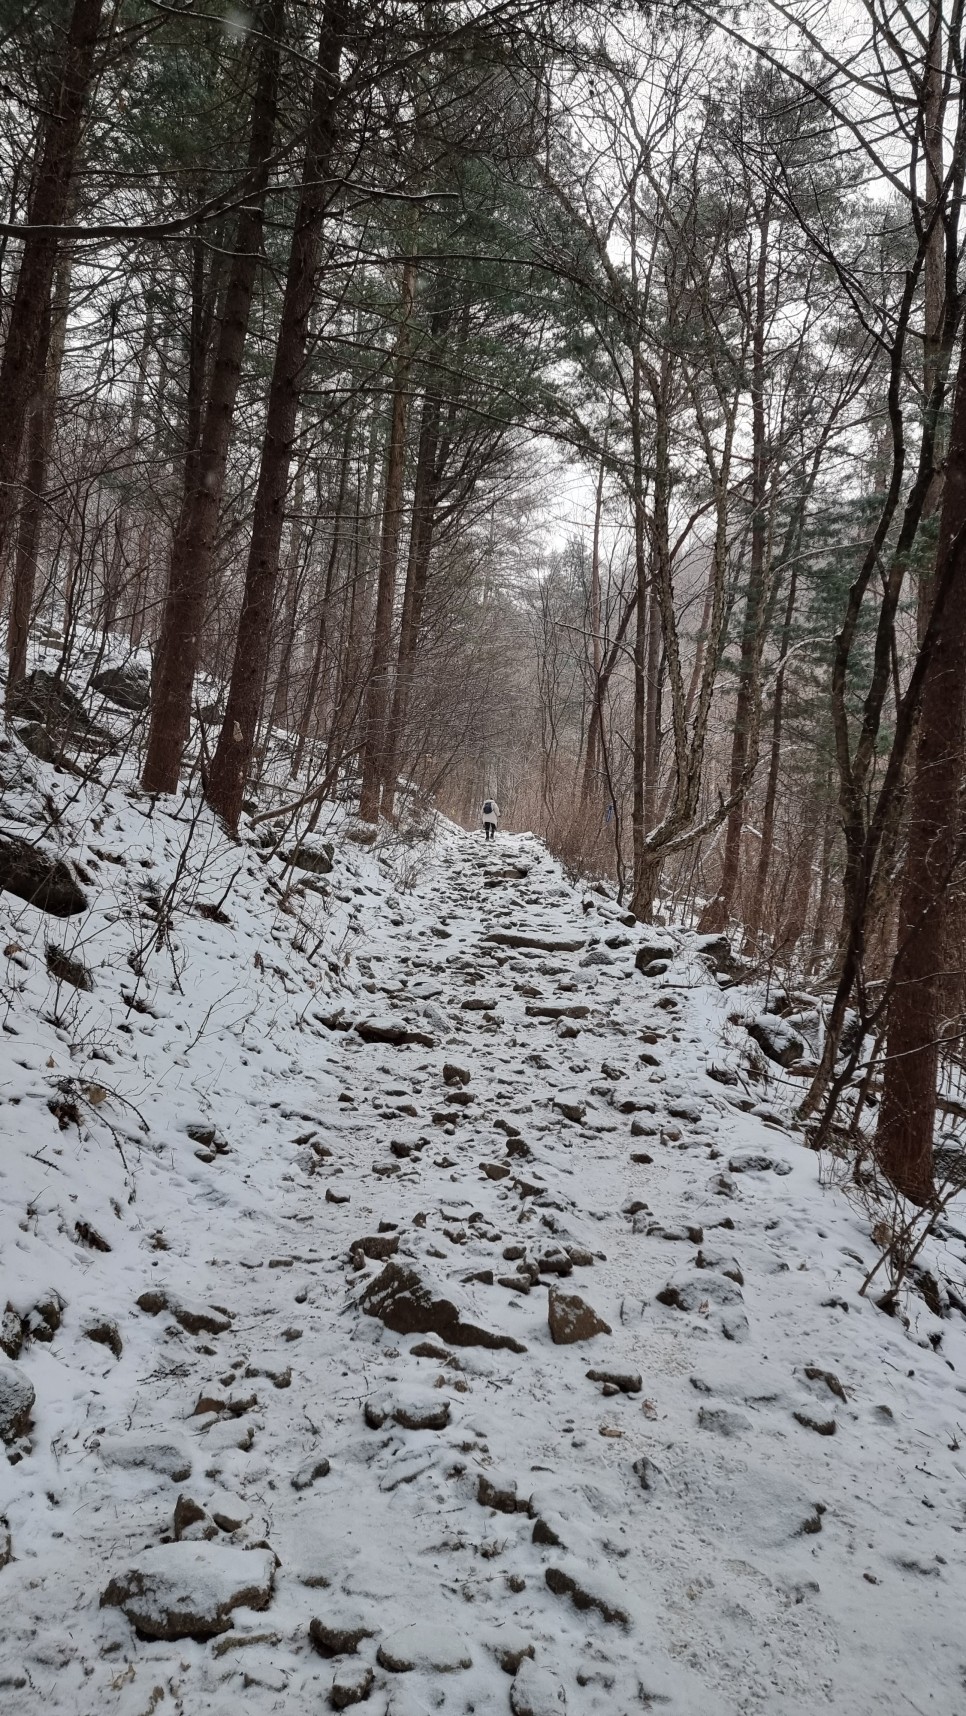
483;800;494;816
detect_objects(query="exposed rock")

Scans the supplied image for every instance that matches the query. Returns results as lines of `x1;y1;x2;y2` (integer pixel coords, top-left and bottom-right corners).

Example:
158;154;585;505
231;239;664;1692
84;1318;122;1359
526;1002;590;1020
173;1494;217;1542
803;1365;847;1402
747;1016;806;1067
793;1410;837;1436
478;1471;531;1514
484;931;585;953
100;1436;192;1482
586;1367;641;1394
343;821;378;846
0;1306;23;1360
580;949;613;968
634;941;676;973
100;1543;275;1639
377;1621;473;1673
349;1234;399;1270
364;1388;451;1431
287;841;334;875
656;1270;748;1341
45;942;93;990
553;1091;586;1124
136;1288;232;1335
545;1563;629;1626
632;1455;663;1493
547;1287;611;1344
292;1456;331;1491
0;1520;11;1569
330;1664;375;1708
0;834;88;916
310;1614;377;1656
360;1261;526;1352
355;1017;434;1048
90;663;150;711
25;1288;64;1341
511;1660;567;1714
7;670;93;730
0;1362;35;1442
443;1062;471;1085
728;1150;775;1174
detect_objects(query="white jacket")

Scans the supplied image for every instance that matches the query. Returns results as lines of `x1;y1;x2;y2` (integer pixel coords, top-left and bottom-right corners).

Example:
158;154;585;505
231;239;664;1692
482;800;500;823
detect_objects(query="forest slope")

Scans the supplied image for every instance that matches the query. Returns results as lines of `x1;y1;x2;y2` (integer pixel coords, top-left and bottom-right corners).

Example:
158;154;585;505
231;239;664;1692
0;755;965;1714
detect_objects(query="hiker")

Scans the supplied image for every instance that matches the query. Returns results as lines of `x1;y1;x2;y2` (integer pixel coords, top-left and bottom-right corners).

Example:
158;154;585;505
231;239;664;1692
482;796;500;841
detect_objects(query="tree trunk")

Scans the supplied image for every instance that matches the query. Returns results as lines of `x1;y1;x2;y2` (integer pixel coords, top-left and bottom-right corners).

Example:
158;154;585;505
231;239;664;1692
746;559;798;944
875;328;966;1206
579;445;607;805
358;256;417;821
699;205;772;932
143;0;284;793
0;0;103;614
379;380;443;818
206;1;347;832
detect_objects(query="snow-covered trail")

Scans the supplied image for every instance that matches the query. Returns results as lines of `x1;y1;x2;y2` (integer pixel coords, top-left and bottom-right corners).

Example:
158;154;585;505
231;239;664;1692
3;824;966;1716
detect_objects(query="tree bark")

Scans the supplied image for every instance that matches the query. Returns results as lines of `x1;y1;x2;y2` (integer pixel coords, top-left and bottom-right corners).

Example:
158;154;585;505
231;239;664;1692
0;0;103;615
358;255;417;821
142;0;284;793
875;327;966;1206
206;0;347;832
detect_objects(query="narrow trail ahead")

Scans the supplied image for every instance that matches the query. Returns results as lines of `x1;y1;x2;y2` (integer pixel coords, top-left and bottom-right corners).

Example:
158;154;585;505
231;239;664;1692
4;827;966;1715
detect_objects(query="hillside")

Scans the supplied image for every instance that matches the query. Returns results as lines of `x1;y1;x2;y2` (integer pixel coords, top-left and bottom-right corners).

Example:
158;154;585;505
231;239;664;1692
1;734;965;1715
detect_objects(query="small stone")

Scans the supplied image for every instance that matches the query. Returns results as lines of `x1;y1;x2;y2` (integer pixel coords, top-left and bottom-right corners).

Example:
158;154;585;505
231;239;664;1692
545;1563;629;1626
803;1365;847;1402
310;1615;377;1656
0;1306;23;1360
478;1472;531;1514
100;1436;192;1483
364;1389;451;1431
84;1318;123;1359
697;1405;750;1436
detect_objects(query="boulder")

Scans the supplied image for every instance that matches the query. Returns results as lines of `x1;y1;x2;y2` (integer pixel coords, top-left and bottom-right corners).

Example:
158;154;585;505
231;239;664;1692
0;1361;34;1442
100;1543;275;1639
330;1664;375;1708
7;670;92;730
136;1287;232;1336
747;1016;806;1067
484;931;585;953
547;1287;611;1344
634;941;676;973
46;942;93;990
89;663;150;712
360;1261;526;1352
287;841;334;876
363;1388;450;1431
0;834;88;916
355;1017;434;1048
544;1562;629;1626
310;1614;378;1656
0;1306;23;1360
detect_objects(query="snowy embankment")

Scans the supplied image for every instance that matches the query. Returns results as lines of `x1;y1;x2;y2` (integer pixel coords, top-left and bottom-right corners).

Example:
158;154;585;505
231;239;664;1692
1;737;966;1715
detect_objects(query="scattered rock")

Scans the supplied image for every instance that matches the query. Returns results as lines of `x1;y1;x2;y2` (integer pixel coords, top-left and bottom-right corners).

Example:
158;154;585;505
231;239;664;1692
511;1659;567;1714
443;1063;471;1086
90;663;150;711
634;941;676;973
310;1615;377;1656
0;1362;34;1443
586;1367;641;1394
46;942;93;990
0;834;88;916
84;1318;122;1359
360;1261;526;1352
553;1091;586;1124
136;1288;232;1336
478;1472;531;1514
100;1436;192;1482
747;1016;806;1067
364;1388;451;1431
793;1410;837;1436
545;1563;629;1626
330;1664;375;1708
100;1543;275;1639
0;1307;23;1360
547;1287;611;1344
377;1621;473;1673
292;1456;331;1491
484;932;585;953
349;1234;399;1270
804;1365;848;1402
728;1150;774;1174
287;841;334;875
355;1018;434;1048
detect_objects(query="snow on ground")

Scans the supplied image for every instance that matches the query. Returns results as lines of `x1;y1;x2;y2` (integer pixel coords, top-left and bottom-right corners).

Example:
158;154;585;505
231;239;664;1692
2;751;966;1714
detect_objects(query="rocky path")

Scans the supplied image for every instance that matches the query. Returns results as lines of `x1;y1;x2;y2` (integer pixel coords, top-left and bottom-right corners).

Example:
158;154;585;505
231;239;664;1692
3;827;966;1715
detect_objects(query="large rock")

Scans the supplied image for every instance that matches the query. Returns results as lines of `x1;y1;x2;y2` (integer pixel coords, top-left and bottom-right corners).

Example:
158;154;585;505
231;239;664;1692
136;1287;232;1336
547;1287;610;1344
0;1361;35;1442
377;1621;472;1673
0;834;88;916
100;1436;192;1482
100;1543;275;1639
354;1017;434;1048
361;1262;525;1353
747;1015;806;1067
544;1562;630;1626
286;840;334;876
634;940;676;973
7;670;92;729
89;663;150;712
484;931;585;953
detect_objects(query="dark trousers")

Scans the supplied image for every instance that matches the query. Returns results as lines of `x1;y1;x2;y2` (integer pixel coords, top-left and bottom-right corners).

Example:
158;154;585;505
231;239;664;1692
483;821;495;841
